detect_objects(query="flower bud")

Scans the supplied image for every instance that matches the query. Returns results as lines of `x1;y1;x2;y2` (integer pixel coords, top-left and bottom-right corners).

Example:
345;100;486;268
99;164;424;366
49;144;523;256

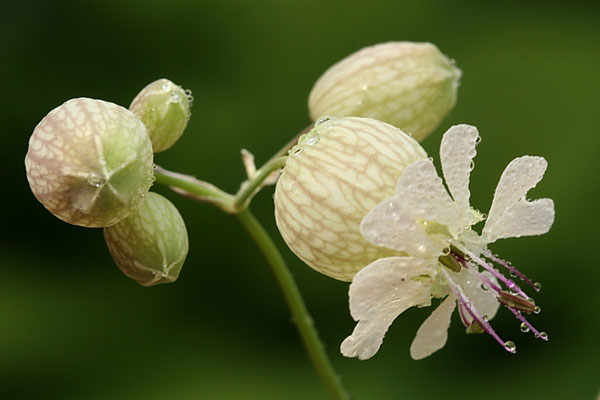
129;78;191;152
25;98;154;228
104;192;189;286
274;116;427;281
308;42;461;142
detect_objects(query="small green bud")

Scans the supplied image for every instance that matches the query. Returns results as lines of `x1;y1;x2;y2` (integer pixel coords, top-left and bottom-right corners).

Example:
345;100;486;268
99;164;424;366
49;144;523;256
308;42;461;142
274;116;427;281
104;192;189;286
129;78;191;152
25;98;154;228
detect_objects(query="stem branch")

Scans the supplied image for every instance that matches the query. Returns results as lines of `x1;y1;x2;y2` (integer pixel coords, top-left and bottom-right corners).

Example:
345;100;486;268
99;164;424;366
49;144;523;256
236;209;350;400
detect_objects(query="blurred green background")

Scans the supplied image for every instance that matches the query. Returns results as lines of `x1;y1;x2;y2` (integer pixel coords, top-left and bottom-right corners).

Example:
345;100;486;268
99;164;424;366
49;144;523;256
1;0;599;398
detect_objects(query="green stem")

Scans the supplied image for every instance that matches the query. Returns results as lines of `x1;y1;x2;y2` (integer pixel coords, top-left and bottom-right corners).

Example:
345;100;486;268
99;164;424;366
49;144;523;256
155;166;350;399
236;209;350;400
233;156;287;210
154;167;236;213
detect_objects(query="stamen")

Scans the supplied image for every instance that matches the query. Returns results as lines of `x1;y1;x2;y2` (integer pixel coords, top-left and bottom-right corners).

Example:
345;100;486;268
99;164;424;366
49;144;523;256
484;250;540;293
462;249;529;300
506;306;548;341
441;269;516;354
497;291;536;313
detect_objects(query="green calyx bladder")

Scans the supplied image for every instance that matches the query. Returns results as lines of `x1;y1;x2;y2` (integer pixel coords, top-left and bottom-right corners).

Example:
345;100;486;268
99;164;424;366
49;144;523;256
129;78;191;153
104;192;189;286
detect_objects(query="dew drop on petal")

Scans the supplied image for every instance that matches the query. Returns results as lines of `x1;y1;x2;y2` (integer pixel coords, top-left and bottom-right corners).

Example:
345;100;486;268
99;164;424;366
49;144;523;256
469;160;475;171
442;247;450;256
539;332;548;340
480;283;489;291
520;323;530;333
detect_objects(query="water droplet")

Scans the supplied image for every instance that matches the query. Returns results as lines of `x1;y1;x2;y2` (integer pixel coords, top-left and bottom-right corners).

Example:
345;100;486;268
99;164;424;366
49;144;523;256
533;306;541;314
475;136;482;144
506;279;516;289
449;58;456;65
292;147;302;156
510;272;517;278
480;283;489;291
539;331;548;340
162;82;170;91
534;282;542;291
305;135;320;146
504;341;516;352
482;315;488;322
442;247;450;256
315;116;331;126
428;156;434;162
469;160;475;171
86;172;105;188
170;91;181;102
520;323;530;333
480;213;487;220
184;89;194;105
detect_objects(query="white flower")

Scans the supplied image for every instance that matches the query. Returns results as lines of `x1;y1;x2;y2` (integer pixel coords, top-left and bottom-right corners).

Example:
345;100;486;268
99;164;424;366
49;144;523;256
340;124;555;360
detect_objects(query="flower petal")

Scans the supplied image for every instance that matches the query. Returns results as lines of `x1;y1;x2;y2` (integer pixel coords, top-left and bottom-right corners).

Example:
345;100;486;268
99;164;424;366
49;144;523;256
409;295;456;360
341;256;433;360
361;196;441;256
453;270;500;325
440;124;481;225
484;156;547;237
483;198;555;244
394;159;463;236
348;256;435;320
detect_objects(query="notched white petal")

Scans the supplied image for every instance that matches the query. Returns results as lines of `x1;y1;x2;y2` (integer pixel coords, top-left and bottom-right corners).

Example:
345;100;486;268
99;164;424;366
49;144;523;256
483;198;554;243
343;269;431;360
348;256;435;320
395;159;462;236
454;270;500;325
440;124;480;224
360;197;439;256
486;156;547;230
410;295;456;360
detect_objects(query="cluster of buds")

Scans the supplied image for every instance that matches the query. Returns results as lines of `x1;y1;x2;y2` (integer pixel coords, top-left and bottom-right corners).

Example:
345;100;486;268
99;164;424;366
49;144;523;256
25;79;191;286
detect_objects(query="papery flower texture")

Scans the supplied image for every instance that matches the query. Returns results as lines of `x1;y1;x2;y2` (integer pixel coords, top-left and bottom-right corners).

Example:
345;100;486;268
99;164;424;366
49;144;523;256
341;124;554;360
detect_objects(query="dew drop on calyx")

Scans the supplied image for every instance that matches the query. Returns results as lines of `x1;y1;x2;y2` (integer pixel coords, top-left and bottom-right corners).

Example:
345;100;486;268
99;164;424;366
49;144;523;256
315;116;331;126
87;172;105;188
520;323;530;333
305;135;320;146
